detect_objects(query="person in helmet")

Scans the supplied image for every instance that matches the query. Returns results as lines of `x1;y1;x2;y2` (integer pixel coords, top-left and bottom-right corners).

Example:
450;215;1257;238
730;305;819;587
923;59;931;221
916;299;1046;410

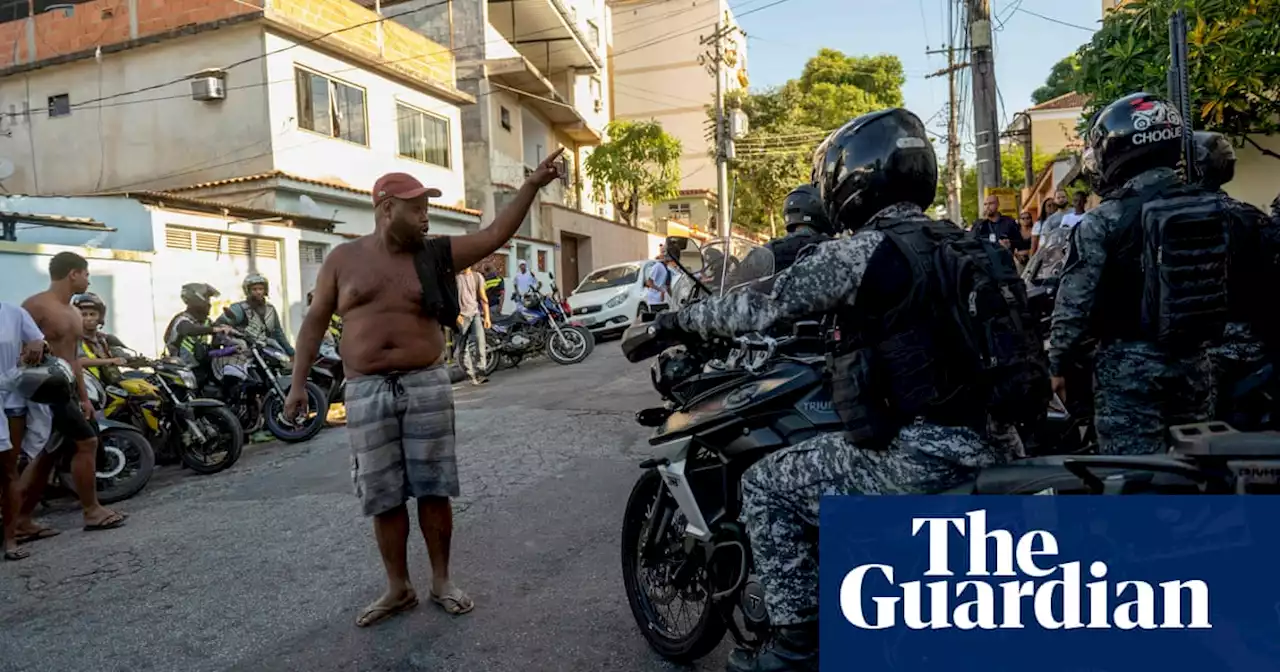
1049;93;1230;455
1192;131;1280;426
215;274;294;357
649;108;1035;672
763;185;834;273
164;283;236;371
72;293;129;385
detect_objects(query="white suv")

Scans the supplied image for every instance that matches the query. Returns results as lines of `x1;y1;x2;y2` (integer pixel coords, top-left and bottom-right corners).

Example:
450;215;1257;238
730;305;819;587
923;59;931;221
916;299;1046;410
566;260;662;338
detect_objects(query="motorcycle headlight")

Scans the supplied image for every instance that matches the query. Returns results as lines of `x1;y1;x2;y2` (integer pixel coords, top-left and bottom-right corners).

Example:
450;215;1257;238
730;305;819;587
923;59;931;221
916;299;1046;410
178;370;197;388
605;293;627;309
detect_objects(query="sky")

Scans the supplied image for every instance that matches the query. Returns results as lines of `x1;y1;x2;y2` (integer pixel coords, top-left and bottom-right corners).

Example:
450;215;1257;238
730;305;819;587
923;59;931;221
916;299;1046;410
733;0;1104;159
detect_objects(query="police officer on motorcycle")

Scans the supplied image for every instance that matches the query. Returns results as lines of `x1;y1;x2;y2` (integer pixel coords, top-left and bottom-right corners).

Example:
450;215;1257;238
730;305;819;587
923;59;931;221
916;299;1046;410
1193;131;1280;425
216;274;295;357
763;185;834;273
1049;92;1227;455
652;108;1036;672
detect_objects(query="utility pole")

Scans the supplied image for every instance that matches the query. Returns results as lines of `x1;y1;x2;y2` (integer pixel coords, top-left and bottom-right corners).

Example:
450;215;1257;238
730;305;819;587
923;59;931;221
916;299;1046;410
1000;112;1034;190
926;43;969;223
700;15;740;241
967;0;1001;202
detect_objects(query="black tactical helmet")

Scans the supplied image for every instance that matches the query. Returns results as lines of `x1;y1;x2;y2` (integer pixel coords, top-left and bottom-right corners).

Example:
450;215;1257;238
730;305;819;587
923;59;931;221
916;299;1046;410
782;185;833;235
73;292;107;325
180;283;220;311
1086;92;1184;190
812;108;937;232
1192;130;1236;191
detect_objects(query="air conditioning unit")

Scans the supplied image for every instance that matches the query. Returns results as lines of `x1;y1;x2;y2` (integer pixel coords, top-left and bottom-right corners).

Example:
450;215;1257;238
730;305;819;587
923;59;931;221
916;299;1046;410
593;99;602;113
191;70;226;102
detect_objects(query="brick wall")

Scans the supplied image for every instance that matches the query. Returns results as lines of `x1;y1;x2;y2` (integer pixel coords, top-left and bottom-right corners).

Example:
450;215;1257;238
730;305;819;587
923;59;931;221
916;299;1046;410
266;0;455;91
0;0;262;69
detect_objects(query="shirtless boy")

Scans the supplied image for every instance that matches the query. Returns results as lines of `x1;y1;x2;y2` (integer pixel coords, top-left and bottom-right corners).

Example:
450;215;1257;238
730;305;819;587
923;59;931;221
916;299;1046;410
287;149;564;627
16;252;127;534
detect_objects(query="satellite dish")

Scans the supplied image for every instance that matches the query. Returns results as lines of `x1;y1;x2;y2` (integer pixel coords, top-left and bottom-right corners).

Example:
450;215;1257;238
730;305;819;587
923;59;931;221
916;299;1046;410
298;194;326;218
0;158;16;181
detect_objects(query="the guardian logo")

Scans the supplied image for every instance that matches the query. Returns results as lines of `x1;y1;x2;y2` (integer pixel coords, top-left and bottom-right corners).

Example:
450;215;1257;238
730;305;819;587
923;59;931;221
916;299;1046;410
840;509;1212;631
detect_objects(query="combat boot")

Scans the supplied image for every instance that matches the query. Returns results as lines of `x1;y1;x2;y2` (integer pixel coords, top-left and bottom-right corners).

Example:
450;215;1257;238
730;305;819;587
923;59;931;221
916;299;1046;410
725;622;818;672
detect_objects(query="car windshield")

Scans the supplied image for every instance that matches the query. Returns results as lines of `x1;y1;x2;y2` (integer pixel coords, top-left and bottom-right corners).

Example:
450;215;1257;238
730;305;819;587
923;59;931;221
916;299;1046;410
577;265;641;292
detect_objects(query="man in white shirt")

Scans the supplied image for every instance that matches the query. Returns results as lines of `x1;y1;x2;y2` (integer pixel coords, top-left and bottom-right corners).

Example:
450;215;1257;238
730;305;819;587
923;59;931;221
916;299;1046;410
0;302;48;560
643;259;671;313
1059;191;1089;231
514;261;537;299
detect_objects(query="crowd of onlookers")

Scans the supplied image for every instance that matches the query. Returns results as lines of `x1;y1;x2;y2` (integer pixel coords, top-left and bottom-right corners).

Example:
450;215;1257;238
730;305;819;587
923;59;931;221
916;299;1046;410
970;188;1090;271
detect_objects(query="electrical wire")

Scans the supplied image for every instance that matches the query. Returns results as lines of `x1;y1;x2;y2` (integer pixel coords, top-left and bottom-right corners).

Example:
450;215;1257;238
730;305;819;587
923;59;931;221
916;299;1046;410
1015;7;1096;33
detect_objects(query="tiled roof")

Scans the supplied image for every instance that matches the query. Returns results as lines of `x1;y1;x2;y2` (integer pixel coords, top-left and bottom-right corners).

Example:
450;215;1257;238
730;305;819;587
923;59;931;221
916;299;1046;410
165;170;483;216
676;188;717;198
94;191;339;230
1029;92;1088;112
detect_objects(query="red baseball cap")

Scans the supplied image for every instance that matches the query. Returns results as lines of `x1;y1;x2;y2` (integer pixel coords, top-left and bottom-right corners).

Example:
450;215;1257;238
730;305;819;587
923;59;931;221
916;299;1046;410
372;172;442;206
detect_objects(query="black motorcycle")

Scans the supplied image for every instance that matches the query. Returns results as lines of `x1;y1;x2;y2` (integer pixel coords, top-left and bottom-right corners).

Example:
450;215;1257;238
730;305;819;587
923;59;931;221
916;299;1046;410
204;332;328;443
310;338;345;410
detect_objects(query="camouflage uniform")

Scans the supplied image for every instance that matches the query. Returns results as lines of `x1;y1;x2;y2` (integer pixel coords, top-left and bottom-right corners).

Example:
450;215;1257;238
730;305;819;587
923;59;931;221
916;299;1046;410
674;203;1024;627
1048;168;1215;455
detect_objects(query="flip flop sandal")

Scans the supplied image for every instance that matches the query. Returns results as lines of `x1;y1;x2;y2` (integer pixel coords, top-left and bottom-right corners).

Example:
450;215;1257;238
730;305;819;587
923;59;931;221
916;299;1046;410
431;588;475;615
84;513;127;532
3;548;30;561
16;528;60;544
356;591;419;628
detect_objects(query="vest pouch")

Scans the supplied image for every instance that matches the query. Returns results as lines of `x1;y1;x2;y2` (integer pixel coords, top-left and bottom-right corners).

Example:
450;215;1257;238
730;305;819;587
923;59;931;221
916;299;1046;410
1139;192;1230;351
829;348;895;449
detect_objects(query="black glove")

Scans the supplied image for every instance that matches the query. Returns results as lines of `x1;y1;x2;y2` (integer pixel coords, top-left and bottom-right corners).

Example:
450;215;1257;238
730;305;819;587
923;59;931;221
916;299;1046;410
651;311;683;339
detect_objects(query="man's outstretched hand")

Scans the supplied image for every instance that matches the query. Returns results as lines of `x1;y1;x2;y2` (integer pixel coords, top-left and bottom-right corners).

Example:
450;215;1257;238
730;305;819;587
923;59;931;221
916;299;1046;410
526;147;566;189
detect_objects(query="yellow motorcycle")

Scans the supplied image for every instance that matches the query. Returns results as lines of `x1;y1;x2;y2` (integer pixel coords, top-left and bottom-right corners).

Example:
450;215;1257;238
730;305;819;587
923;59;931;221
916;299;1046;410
105;348;245;474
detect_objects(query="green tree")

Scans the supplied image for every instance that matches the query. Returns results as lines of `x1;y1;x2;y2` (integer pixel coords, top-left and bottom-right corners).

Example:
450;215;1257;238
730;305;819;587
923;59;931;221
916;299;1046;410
938;146;1057;223
1072;0;1280;157
584;120;682;227
1031;54;1081;105
723;50;906;235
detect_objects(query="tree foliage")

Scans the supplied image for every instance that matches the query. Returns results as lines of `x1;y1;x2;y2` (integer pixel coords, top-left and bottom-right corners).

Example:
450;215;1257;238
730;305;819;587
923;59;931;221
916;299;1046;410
936;145;1057;223
1072;0;1280;155
584;120;682;227
1031;54;1080;105
723;49;907;235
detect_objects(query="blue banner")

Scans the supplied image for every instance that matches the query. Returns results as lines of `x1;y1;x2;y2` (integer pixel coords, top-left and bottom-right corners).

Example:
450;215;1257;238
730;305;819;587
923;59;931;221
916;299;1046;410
819;496;1280;672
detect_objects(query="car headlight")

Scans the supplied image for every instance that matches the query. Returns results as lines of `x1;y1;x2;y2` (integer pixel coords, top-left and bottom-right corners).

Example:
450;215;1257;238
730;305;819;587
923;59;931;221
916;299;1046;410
605;293;627;309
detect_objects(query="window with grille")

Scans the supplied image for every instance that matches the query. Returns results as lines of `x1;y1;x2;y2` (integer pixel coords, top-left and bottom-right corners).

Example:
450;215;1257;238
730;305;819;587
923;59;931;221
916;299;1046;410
226;235;251;257
194;232;222;253
668;203;691;218
300;241;328;264
295;68;368;146
537;250;547;272
252;238;278;259
396;103;451;167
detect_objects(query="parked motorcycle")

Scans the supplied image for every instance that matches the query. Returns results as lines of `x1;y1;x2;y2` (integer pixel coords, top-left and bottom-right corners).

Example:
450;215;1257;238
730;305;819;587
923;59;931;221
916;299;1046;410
310;338;345;409
473;277;593;373
204;331;328;443
108;348;245;474
24;367;155;505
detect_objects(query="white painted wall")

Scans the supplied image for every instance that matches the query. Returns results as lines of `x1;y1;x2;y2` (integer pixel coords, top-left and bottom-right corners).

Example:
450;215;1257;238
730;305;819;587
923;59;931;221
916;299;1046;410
262;31;467;209
0;24;273;195
0;244;160;357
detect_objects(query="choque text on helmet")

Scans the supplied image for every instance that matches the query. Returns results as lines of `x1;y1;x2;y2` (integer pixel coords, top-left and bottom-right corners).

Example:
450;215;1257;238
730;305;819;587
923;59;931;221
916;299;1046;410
839;510;1211;630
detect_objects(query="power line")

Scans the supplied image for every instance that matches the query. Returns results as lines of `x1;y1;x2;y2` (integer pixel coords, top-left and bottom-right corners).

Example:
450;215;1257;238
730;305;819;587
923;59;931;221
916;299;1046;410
1015;7;1096;32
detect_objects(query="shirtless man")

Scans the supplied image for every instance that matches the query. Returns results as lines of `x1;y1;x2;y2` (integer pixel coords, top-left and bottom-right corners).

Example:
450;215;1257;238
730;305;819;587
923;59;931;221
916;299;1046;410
287;149;564;627
16;252;127;534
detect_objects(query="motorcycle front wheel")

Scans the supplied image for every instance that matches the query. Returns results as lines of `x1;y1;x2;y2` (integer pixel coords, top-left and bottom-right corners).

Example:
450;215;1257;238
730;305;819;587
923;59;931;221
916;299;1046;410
179;406;246;474
60;427;155;505
621;470;725;662
465;338;501;378
545;326;591;365
263;381;328;443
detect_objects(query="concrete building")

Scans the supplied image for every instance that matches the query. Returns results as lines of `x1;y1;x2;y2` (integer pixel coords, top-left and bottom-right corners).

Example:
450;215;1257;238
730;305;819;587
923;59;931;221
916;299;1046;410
610;0;747;230
0;0;483;262
0;192;344;355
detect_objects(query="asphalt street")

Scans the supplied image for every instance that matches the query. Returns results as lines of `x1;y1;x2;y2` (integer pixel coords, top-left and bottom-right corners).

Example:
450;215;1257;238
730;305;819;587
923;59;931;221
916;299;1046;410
0;343;733;672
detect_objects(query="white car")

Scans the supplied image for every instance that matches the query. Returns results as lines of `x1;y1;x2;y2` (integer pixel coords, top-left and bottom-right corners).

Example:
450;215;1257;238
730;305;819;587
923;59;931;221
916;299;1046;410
567;260;664;338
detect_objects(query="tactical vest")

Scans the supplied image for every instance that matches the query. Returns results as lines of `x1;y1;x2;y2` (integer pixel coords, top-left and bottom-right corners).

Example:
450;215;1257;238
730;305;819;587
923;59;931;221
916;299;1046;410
1092;181;1229;349
829;217;987;448
164;313;211;364
765;229;831;273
